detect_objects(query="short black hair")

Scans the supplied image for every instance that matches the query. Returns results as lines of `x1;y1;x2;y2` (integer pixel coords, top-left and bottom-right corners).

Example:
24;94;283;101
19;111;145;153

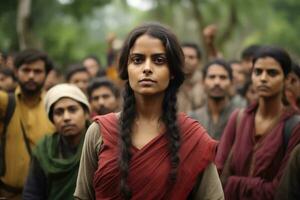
14;49;53;74
181;42;202;59
0;67;16;81
291;61;300;78
241;45;262;60
203;59;233;80
87;77;120;100
65;63;89;82
252;46;291;77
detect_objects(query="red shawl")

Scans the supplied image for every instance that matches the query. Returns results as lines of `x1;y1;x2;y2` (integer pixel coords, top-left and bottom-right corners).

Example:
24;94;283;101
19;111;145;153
93;113;217;200
216;103;300;200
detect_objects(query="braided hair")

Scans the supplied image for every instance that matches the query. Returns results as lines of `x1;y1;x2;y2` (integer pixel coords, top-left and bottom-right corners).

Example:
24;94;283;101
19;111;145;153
118;22;185;199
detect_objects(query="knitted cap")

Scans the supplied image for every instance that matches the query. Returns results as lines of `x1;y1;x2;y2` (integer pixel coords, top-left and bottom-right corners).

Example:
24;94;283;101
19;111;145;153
45;83;90;121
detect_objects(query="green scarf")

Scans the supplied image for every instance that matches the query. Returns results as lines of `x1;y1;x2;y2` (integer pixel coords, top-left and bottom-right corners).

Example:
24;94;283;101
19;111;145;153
34;132;85;200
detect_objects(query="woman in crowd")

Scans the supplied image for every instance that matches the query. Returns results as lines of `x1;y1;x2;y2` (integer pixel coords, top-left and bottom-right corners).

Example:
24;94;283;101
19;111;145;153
216;46;300;200
74;23;224;200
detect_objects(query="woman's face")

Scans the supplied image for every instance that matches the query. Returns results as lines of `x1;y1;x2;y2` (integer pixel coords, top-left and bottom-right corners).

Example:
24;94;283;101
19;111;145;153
127;34;171;96
252;56;285;99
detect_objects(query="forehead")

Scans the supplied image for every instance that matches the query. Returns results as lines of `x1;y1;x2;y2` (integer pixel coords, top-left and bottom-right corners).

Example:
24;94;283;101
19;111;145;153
84;58;98;66
19;60;45;70
92;86;114;96
182;47;197;56
130;34;165;54
207;64;229;76
70;71;89;80
53;97;82;109
254;57;282;70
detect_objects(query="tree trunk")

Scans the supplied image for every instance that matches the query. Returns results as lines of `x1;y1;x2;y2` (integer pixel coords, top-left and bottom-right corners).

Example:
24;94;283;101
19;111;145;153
17;0;31;50
217;0;238;48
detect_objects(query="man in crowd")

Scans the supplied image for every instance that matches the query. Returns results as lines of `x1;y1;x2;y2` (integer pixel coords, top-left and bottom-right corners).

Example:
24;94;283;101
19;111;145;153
190;59;240;140
240;44;261;76
0;68;17;93
177;42;206;113
285;62;300;111
65;64;90;95
23;84;90;199
0;49;55;199
87;78;120;117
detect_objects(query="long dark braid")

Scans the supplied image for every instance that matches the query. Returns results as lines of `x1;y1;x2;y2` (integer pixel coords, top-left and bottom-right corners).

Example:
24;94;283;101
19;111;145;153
119;82;136;199
161;83;181;182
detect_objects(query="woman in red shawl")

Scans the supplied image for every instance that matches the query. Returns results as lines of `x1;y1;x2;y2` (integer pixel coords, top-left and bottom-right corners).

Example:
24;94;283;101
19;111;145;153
74;23;224;200
216;46;300;200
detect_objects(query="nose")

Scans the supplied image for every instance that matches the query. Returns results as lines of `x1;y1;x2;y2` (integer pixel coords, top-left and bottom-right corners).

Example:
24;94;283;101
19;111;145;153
143;59;153;75
98;97;105;106
28;71;35;79
63;111;71;121
260;71;268;82
213;77;221;85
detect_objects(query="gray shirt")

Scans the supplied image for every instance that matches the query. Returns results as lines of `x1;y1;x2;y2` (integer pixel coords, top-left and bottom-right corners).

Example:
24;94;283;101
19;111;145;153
189;100;239;140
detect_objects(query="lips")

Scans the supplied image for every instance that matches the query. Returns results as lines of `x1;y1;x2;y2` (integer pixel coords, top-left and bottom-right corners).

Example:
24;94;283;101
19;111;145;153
257;85;270;91
139;78;156;85
62;124;76;131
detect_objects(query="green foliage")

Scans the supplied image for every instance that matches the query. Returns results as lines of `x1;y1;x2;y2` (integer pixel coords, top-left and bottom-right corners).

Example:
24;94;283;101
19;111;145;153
0;0;299;66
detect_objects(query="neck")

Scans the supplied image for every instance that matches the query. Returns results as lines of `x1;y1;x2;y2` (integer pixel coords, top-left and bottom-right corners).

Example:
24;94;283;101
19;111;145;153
63;130;85;148
135;93;164;122
207;96;229;123
257;94;284;118
22;91;42;105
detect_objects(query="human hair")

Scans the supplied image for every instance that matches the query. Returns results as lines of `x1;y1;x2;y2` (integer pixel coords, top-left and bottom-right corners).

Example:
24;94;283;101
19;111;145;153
291;61;300;78
65;63;89;82
241;44;262;60
0;67;17;81
14;49;53;74
202;59;233;80
87;77;120;100
181;42;202;59
83;54;102;67
252;46;291;77
118;22;185;199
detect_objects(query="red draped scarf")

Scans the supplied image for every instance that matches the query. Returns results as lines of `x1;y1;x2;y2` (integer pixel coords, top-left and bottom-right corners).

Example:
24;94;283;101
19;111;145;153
93;113;217;200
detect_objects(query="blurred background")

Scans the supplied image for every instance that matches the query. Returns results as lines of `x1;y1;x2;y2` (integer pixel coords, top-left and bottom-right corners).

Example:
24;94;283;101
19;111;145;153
0;0;299;70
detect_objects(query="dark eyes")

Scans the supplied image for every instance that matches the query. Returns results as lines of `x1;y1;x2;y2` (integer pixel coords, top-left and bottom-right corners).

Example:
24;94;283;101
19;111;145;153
130;56;143;65
53;106;79;116
253;68;279;77
153;55;167;65
129;55;167;65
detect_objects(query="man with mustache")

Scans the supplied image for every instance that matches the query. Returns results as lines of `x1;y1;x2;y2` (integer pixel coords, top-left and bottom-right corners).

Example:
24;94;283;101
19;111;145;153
190;59;240;140
0;49;55;199
87;78;120;117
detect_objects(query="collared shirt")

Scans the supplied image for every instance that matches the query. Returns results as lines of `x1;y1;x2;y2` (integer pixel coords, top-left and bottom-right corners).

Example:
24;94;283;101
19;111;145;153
0;87;55;188
189;100;239;140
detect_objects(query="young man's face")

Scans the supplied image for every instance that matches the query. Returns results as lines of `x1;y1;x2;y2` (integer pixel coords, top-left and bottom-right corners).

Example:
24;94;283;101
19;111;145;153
0;73;16;92
68;71;90;95
52;97;88;138
204;64;231;100
17;59;47;95
90;86;119;115
286;72;300;100
182;47;201;75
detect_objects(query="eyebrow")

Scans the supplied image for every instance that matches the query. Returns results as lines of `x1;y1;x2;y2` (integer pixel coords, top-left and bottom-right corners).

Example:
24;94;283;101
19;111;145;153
129;53;166;56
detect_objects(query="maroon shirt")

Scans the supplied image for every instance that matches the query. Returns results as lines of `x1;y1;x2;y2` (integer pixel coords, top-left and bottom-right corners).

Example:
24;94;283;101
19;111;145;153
216;103;300;200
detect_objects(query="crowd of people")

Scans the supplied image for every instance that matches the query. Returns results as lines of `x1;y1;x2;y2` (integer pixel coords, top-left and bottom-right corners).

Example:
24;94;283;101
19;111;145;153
0;22;300;200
